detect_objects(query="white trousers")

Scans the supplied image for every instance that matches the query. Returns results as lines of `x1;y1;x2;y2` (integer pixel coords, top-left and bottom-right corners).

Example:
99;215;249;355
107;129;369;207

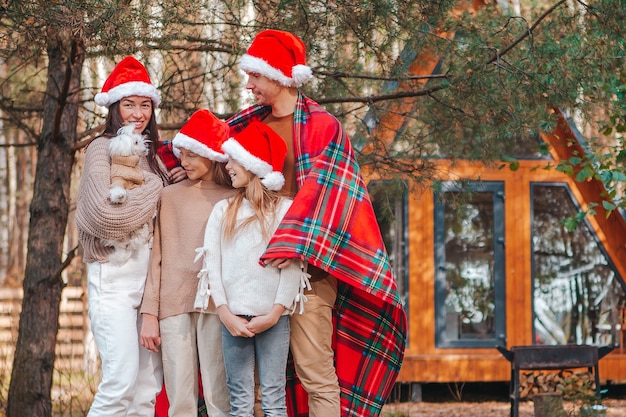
87;245;163;417
160;312;229;417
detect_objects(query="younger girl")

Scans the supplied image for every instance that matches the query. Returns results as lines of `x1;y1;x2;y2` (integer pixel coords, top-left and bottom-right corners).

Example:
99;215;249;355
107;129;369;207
196;121;304;417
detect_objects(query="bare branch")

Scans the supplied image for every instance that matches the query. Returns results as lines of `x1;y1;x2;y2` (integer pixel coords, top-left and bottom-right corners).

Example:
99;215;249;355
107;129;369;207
0;104;40;141
49;245;79;285
145;41;235;54
486;0;568;65
75;124;105;150
315;70;449;82
315;84;447;105
0;142;37;148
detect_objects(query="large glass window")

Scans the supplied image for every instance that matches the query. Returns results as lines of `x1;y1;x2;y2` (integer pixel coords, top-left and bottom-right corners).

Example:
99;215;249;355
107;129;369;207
531;183;625;346
434;181;506;348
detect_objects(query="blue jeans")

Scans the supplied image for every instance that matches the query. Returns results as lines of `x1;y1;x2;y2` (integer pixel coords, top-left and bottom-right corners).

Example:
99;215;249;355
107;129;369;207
222;316;290;417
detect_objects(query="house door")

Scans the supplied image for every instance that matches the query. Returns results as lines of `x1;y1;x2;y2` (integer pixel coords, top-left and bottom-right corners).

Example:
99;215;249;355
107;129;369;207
434;181;506;348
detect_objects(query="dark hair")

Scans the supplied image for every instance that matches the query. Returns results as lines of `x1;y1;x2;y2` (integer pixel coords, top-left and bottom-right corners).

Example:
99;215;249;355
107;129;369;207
102;100;169;184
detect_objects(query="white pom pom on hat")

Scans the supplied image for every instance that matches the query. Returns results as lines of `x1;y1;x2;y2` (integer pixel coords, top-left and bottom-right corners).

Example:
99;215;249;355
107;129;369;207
221;121;287;191
172;109;229;163
239;29;313;88
95;56;160;108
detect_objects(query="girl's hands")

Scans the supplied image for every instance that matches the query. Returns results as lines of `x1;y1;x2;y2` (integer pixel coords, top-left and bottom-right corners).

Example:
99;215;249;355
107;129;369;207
246;305;285;334
217;305;255;338
140;314;161;352
218;305;286;336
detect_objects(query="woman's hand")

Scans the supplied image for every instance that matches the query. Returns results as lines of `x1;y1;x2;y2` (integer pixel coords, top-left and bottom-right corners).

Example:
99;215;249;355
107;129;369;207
140;313;161;352
168;166;187;183
217;305;255;338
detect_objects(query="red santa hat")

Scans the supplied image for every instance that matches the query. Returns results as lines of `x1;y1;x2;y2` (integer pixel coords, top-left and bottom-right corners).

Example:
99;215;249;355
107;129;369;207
221;121;287;191
95;56;160;108
172;110;229;163
240;29;313;88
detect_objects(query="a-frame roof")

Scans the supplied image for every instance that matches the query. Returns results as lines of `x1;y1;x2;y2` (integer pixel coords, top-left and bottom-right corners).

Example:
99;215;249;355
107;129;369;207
366;0;626;285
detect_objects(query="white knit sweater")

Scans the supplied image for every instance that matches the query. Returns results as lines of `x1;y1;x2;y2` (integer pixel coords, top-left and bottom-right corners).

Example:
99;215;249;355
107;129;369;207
75;137;164;263
196;197;301;316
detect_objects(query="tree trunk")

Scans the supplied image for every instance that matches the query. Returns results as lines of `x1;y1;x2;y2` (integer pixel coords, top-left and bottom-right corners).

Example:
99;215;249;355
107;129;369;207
7;29;84;417
0;123;9;281
5;129;33;287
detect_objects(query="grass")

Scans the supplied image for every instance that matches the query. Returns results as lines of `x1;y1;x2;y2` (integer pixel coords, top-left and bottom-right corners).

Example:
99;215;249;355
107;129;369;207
0;327;100;416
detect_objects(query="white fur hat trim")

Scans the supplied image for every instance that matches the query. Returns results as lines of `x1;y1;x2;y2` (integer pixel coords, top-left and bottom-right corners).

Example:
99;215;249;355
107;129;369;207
95;81;160;108
261;171;286;191
291;64;313;87
240;54;312;88
173;132;228;163
222;138;285;191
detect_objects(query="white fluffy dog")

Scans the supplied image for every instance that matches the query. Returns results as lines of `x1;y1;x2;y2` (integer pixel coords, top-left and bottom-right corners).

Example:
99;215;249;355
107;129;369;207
102;223;150;266
101;124;151;265
108;124;149;204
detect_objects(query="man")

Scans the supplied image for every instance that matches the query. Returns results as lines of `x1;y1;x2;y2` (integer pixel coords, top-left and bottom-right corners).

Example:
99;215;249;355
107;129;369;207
227;29;406;417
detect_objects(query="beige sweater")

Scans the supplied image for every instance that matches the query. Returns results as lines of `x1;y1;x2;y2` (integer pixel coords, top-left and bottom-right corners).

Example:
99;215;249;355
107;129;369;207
75;137;164;263
140;179;236;319
111;154;144;188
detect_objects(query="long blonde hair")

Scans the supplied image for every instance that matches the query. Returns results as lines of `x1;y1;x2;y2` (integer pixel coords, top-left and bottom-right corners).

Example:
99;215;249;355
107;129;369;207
222;172;287;242
212;162;231;187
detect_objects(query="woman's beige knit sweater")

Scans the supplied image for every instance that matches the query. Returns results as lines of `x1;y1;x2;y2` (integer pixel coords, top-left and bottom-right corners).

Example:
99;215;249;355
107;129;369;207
140;179;236;319
75;137;164;263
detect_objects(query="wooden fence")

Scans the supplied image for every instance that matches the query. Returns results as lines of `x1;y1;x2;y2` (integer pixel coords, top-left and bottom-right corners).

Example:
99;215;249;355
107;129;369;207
0;286;93;372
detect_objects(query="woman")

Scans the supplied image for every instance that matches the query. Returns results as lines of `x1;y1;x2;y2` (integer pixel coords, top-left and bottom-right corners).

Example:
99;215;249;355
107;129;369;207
75;56;173;416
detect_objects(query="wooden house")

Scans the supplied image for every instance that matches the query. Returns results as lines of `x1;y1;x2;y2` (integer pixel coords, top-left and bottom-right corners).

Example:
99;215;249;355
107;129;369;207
367;113;626;394
362;0;626;395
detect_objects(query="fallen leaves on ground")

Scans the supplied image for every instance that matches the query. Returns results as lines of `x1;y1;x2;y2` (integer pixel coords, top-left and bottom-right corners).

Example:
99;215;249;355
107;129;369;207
382;398;626;417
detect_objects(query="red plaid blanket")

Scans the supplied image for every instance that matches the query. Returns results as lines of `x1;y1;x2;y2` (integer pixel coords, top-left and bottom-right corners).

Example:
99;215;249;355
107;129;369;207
228;93;406;417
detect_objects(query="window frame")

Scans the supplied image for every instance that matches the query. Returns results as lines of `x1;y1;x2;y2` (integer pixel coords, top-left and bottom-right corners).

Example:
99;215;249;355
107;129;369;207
434;180;507;348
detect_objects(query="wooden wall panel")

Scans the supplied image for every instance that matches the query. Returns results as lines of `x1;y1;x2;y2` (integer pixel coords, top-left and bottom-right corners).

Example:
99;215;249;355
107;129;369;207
406;188;435;355
399;354;511;382
599;355;626;383
397;156;626;384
